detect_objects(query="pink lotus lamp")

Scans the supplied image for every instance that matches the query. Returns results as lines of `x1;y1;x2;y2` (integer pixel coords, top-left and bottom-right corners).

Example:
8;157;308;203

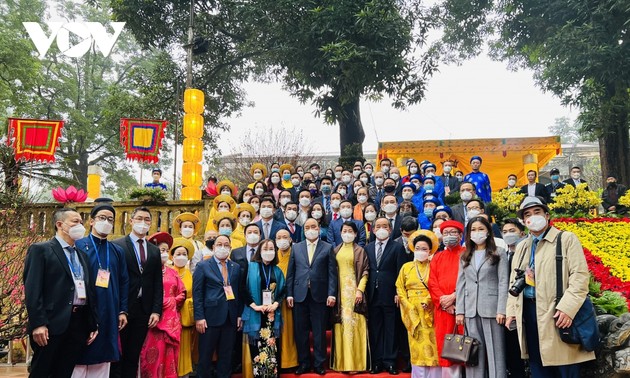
52;186;88;203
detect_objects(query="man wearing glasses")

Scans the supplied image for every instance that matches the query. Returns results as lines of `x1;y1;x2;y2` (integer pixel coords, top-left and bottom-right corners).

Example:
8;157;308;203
73;202;130;378
111;207;163;378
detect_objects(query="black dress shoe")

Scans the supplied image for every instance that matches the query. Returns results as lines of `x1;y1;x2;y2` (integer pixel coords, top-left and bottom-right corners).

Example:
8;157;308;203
370;364;383;374
295;365;310;375
314;366;326;375
387;366;399;375
402;362;412;373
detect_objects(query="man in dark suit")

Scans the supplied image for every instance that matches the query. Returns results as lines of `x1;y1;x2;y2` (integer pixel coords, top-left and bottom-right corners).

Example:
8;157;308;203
370;194;402;242
563;166;589;190
194;235;243;378
24;208;99;377
256;197;289;240
545;168;566;202
365;217;406;375
451;182;476;225
286;218;338;375
111;207;163;378
329;200;367;247
520;170;551;203
439;160;460;196
283;201;304;242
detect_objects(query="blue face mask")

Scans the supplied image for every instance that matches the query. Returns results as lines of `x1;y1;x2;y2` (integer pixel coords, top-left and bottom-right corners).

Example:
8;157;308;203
424;184;434;191
321;185;332;194
219;227;232;236
424;208;434;218
551;174;560;181
271;168;279;173
283;173;291;181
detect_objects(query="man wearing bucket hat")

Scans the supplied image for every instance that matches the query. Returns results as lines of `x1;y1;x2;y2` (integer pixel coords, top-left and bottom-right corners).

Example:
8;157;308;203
506;196;594;376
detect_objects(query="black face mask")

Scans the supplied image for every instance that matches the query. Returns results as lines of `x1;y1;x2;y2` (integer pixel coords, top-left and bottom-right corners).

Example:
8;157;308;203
608;182;617;188
205;238;216;249
384;185;396;193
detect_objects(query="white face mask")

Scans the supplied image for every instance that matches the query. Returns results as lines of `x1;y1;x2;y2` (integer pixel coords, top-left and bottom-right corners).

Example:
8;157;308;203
470;231;488;245
161;252;170;263
271;176;280;184
402;192;413;200
460;191;473;202
338;189;347;197
94;220;113;236
312;210;323;219
341;233;355;244
252;203;260;212
221;190;232;196
414;250;429;262
365;168;373;175
467;209;481;218
243;195;252;203
443;166;452;173
334;171;342;179
253;172;263;180
508;179;517;187
304;229;319;240
357;195;368;204
342;176;352;184
365;211;376;222
525;214;547;232
254;188;264;196
181;228;194;238
339;208;353;219
260;207;273;218
299;198;311;207
353;170;361;178
375;228;390;240
285;210;298;221
246;233;260;245
383;203;397;214
291;178;301;186
331;199;341;209
276;239;290;250
502;232;521;246
409;167;418;174
201;248;213;257
261;250;275;262
432;228;442;239
280;197;291;207
311;169;319;176
375;178;384;186
360;177;368;184
239;217;251;227
174;255;188;268
381;166;390;173
132;222;150;236
214;246;230;260
391;173;400;181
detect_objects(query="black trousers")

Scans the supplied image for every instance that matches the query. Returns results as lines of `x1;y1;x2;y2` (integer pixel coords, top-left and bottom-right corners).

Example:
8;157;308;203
396;310;409;363
368;304;397;367
198;316;237;378
110;299;149;378
293;291;328;368
30;308;89;378
505;326;526;377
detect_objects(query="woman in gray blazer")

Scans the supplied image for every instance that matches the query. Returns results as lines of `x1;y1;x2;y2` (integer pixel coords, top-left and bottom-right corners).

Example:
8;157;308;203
455;216;509;378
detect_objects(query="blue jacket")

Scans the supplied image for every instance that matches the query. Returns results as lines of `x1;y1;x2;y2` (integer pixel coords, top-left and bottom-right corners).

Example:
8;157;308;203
328;218;367;247
193;258;242;326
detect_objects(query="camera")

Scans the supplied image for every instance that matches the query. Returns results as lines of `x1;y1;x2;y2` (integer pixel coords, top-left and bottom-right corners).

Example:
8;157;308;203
509;268;527;297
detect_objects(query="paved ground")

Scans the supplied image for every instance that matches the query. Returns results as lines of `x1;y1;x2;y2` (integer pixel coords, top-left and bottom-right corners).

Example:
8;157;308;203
0;365;28;378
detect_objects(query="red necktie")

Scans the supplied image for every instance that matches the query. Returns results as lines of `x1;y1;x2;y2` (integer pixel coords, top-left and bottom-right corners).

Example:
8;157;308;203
289;222;295;233
333;213;338;221
137;239;146;266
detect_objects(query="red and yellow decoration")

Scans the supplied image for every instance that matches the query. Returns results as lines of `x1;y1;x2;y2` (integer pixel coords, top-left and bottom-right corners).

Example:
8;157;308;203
181;88;205;200
553;217;630;310
120;118;168;164
7;118;64;162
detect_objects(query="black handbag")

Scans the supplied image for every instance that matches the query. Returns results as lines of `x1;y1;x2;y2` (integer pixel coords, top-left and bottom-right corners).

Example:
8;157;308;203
555;232;600;352
441;323;480;366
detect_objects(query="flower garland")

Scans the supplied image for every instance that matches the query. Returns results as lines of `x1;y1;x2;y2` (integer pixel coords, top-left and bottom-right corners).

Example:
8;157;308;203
552;217;630;309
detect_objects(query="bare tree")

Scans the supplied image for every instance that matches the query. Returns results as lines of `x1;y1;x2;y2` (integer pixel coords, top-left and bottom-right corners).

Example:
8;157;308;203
210;127;316;189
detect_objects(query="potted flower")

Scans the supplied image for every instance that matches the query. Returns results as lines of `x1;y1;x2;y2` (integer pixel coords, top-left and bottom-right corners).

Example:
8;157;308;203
128;187;168;204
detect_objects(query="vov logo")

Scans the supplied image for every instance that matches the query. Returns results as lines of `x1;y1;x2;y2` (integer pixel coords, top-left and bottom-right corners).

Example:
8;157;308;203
23;22;126;59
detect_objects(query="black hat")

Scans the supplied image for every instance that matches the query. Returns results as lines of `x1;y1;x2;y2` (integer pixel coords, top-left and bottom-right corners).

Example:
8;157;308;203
550;168;560;175
91;203;116;218
152;168;162;174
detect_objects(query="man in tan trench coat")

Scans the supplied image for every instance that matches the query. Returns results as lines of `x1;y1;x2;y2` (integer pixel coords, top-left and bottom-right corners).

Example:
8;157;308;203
506;196;595;377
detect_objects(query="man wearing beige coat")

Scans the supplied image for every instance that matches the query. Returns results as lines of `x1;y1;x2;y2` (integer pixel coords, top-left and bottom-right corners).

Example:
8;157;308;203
506;197;595;377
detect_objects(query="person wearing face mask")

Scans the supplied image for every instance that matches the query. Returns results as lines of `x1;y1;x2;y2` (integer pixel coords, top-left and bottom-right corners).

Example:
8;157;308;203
241;239;286;378
174;212;205;261
465;199;503;238
365;217;406;375
110;207;163;378
190;230;218;274
217;179;237;198
255;198;290;241
145;167;168;191
370;171;386;211
283;202;304;243
421;175;445;203
545;168;566;202
72;203;128;378
418;197;441;231
464;156;492;203
248;163;268;189
234;203;257;245
286;218;338;375
332;164;345;186
193;235;244;378
279;163;296;190
335;182;349;200
330;200;367;247
267;171;285;202
363;163;374;177
503;173;518;190
139;238;187;378
205;194;237;232
519;170;551;204
427;220;465;377
353;186;371;221
330;222;370;372
274;230;299;369
313;176;334;215
439;160;460;196
455;170;464;182
400;182;417;207
401;161;420;185
396;231;441;378
24;208;99;377
563;166;589;190
379;158;392;178
451;182;476;225
506;197;595;376
309;163;322;183
295;189;313;226
455;217;509;378
394;216;419;258
214;213;245;250
362;203;379;241
328;192;343;223
602;173;627;214
381;177;398;202
389;167;402;196
372;194;402;242
308;203;330;242
430;218;446;251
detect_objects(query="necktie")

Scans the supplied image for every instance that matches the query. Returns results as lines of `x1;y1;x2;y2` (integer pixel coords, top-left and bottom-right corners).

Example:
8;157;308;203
66;246;81;278
264;223;270;239
376;242;383;267
249;248;256;262
289;222;295;233
325;196;331;214
530;238;539;267
220;260;228;285
333;213;338;221
308;243;315;264
137;239;146;266
388;218;394;229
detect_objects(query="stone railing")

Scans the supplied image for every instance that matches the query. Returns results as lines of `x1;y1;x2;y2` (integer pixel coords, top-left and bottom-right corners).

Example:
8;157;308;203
24;200;214;239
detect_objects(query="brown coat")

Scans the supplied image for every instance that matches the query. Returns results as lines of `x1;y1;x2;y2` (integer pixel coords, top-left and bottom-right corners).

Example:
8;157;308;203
331;243;369;323
506;226;595;366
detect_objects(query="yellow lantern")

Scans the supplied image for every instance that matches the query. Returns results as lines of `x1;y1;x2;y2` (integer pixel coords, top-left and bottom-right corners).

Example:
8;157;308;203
184;88;205;114
181;186;201;201
183;137;203;163
182;162;203;187
183;114;204;138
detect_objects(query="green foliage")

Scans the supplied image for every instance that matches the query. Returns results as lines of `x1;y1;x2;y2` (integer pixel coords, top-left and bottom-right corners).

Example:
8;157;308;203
443;192;461;206
592;290;629;317
128;187;168;203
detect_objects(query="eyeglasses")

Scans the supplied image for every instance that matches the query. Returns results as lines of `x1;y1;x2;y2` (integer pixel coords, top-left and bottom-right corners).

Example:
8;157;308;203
95;215;115;223
132;216;151;223
442;231;460;236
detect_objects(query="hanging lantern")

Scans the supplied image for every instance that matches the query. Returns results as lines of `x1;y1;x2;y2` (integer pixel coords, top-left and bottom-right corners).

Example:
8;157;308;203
183;137;203;163
183;114;204;138
182;162;203;187
183;88;205;114
181;186;201;200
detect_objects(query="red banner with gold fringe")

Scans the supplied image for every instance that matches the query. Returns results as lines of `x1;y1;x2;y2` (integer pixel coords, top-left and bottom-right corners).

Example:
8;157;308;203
120;118;168;163
7;118;64;163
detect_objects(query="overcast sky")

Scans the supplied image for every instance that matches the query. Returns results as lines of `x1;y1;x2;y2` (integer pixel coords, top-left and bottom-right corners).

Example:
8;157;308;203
217;54;577;156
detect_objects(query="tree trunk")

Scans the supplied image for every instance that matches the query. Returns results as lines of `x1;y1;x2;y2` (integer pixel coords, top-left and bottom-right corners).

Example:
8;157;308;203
337;96;365;167
598;86;630;187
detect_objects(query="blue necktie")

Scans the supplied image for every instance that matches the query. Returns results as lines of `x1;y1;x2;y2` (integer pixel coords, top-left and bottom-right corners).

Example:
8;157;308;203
325;196;331;214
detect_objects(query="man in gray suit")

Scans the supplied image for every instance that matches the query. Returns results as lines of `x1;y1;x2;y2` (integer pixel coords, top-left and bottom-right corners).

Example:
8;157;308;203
286;218;338;375
451;181;476;225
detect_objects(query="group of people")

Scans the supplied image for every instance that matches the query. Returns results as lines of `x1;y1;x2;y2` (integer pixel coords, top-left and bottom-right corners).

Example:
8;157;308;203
23;157;599;378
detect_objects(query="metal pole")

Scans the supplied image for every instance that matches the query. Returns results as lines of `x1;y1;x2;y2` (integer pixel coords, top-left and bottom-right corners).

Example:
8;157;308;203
186;0;194;88
173;81;180;200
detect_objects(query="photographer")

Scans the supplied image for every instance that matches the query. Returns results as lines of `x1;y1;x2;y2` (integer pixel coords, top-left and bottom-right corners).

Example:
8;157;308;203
505;197;595;376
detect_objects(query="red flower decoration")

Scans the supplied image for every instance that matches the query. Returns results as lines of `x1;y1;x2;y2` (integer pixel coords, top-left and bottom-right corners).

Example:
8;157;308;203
52;186;88;203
